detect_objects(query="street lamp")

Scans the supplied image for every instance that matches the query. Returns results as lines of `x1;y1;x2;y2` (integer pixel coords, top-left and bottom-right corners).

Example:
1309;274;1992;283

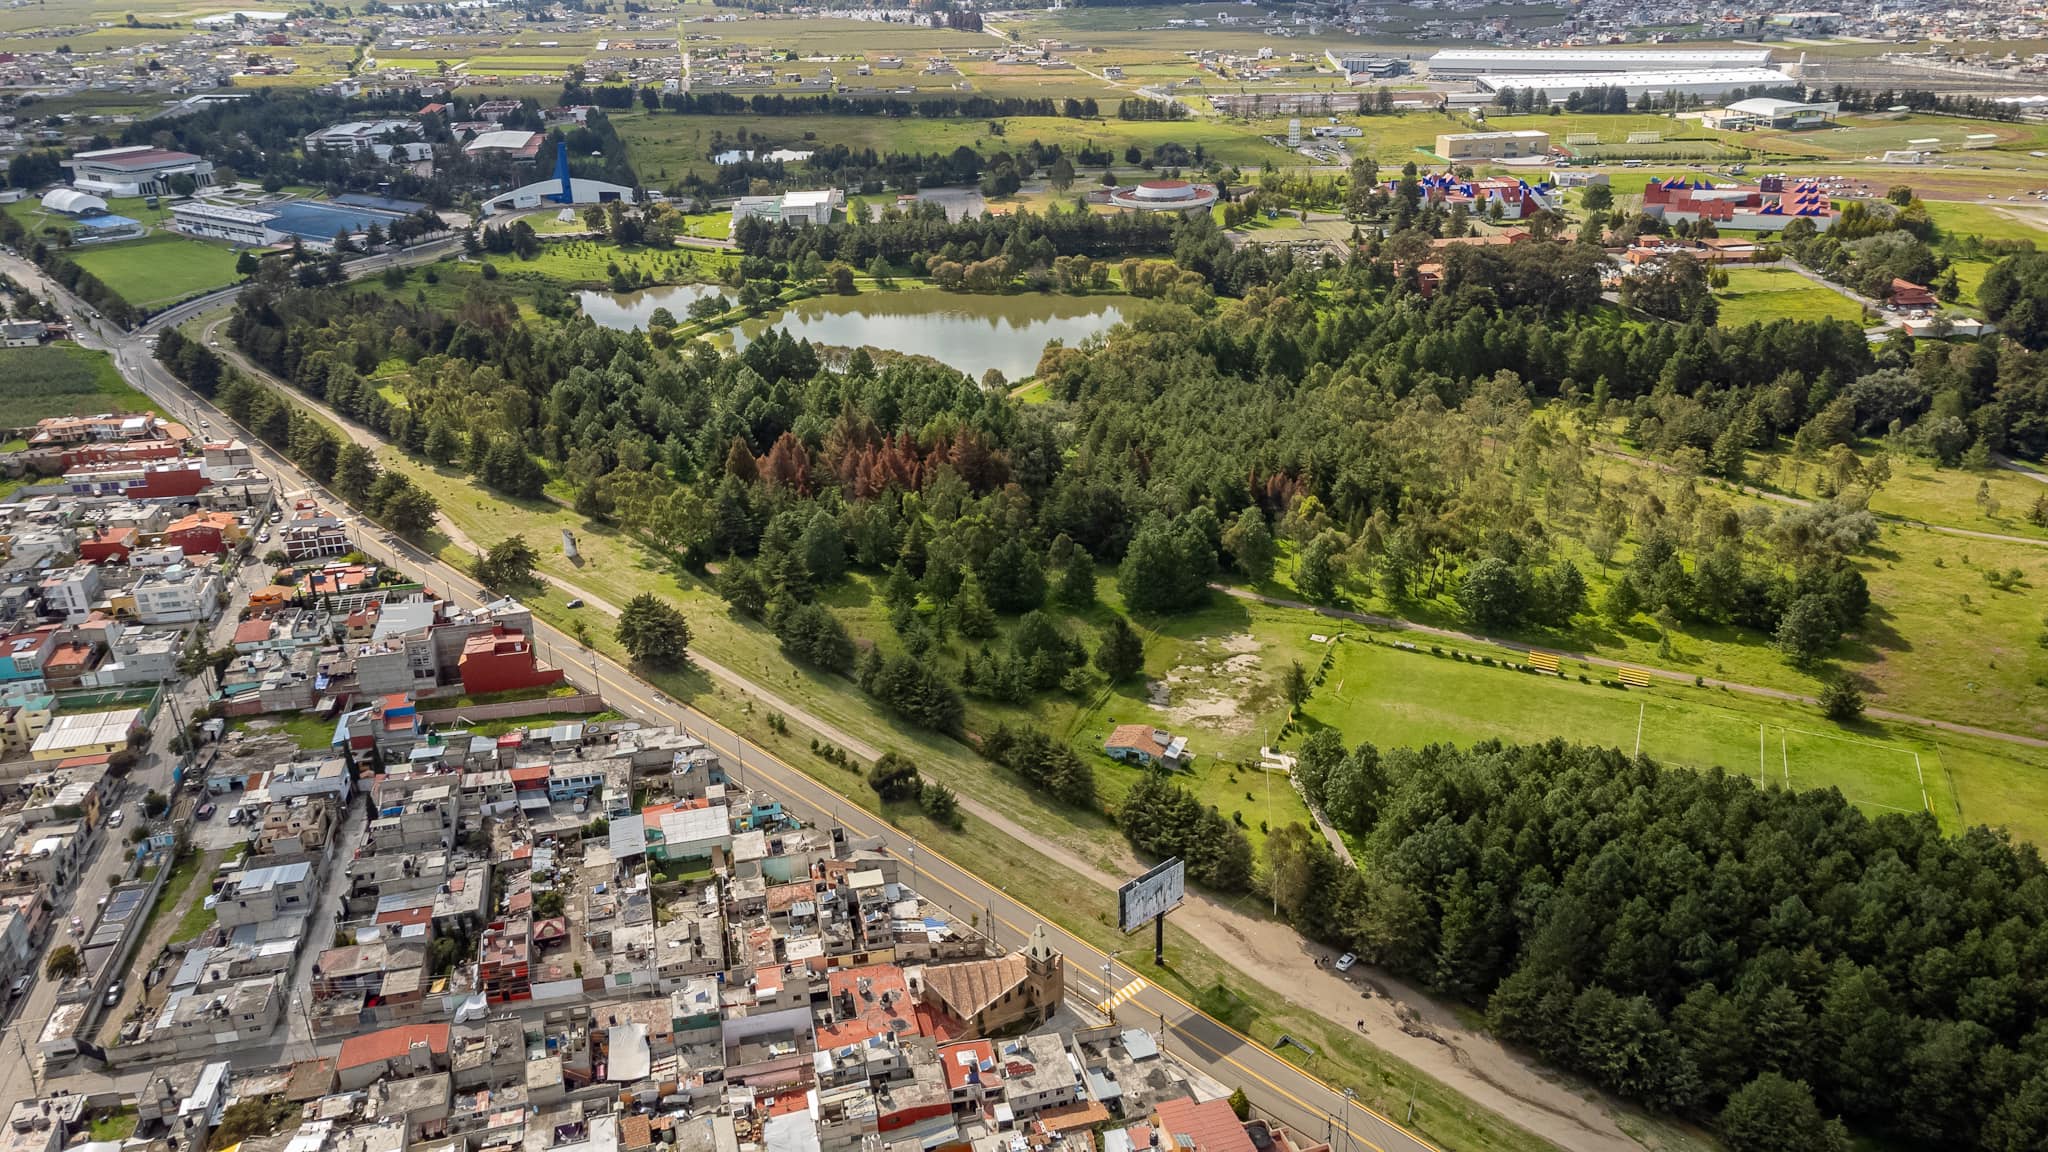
1339;1087;1357;1152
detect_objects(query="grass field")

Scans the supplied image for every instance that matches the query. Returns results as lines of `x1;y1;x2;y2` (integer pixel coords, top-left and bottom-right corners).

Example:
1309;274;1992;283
495;239;729;286
1924;199;2048;247
66;232;242;310
0;342;159;421
615;110;1303;183
232;712;336;751
1298;636;2012;836
1758;442;2048;541
1715;267;1867;327
4;193;174;236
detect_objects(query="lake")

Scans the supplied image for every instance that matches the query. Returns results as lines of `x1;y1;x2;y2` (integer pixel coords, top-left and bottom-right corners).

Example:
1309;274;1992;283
581;286;1133;381
578;284;729;330
732;289;1133;381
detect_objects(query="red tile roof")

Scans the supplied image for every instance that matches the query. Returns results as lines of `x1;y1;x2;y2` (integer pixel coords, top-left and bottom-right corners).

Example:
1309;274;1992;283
336;1022;449;1071
1155;1098;1257;1152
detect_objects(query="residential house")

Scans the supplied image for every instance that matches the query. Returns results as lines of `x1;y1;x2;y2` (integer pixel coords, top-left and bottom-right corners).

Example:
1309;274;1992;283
1103;725;1192;770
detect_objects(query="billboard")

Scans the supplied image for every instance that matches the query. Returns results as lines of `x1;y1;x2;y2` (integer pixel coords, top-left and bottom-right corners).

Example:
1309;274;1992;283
1118;858;1185;934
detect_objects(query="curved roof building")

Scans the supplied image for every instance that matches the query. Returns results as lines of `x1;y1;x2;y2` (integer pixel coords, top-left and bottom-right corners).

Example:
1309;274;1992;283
40;188;107;216
1106;179;1219;214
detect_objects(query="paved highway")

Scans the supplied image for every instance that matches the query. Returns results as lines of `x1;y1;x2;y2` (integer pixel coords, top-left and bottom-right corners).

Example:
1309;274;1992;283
9;246;1448;1152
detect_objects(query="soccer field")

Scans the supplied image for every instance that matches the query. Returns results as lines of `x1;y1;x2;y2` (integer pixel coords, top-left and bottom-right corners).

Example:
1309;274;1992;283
1304;638;1967;832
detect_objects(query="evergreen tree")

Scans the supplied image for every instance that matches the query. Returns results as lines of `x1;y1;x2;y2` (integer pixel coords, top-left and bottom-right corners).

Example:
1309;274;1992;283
953;570;998;640
1056;550;1096;607
616;594;691;668
1095;616;1145;682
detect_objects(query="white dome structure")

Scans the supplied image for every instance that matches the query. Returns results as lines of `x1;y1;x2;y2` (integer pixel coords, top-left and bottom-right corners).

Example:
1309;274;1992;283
40;188;107;216
1107;179;1219;214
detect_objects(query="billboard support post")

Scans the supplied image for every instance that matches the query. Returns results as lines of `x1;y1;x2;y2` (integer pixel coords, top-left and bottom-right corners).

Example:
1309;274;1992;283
1154;911;1165;965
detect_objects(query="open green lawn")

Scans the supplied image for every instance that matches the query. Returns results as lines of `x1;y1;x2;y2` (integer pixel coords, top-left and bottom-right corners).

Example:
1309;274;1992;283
4;193;174;237
67;232;242;310
135;850;202;947
87;1110;137;1143
1299;637;1996;835
231;712;336;751
0;342;160;421
1715;267;1867;327
1924;199;2048;248
167;896;216;946
1756;442;2048;542
614;110;1302;183
494;239;729;286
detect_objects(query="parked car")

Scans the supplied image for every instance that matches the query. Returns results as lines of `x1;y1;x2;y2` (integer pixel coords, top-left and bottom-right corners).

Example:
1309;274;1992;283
257;531;270;543
1334;952;1358;973
196;802;216;820
226;807;242;825
565;598;583;609
9;974;30;999
104;980;123;1007
106;809;124;829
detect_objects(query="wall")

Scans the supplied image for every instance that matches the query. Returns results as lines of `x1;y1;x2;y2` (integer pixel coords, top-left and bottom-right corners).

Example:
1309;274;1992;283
416;692;605;725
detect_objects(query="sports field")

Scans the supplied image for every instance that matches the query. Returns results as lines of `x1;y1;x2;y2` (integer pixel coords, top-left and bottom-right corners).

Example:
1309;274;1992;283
66;233;242;310
1302;637;1979;834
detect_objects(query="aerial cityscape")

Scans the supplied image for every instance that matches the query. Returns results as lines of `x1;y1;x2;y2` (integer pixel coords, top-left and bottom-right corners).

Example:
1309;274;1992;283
3;1;2048;1152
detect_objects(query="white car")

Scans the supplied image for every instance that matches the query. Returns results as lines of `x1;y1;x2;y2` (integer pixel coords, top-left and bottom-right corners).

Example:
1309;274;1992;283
1334;953;1358;973
107;809;124;829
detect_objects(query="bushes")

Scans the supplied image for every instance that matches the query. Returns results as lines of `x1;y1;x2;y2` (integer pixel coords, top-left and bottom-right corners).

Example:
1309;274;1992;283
775;601;855;673
1116;768;1253;892
857;649;964;734
866;751;923;802
982;724;1096;807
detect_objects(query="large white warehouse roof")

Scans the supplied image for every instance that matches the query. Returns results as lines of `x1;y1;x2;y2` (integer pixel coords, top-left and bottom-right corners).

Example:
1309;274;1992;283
1432;48;1773;75
1478;68;1796;96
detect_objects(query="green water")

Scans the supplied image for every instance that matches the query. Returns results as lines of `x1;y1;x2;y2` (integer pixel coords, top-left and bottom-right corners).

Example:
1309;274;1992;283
583;285;1135;381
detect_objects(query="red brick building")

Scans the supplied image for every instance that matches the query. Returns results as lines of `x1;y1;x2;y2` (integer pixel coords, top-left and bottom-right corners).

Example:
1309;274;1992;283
78;527;136;565
455;625;564;697
163;511;241;555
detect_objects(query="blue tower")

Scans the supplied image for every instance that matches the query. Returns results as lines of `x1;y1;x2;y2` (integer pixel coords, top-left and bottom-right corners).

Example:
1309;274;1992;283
550;140;573;203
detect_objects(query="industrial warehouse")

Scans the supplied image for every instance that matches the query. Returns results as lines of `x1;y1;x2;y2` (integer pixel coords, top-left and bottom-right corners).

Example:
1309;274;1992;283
1425;47;1776;79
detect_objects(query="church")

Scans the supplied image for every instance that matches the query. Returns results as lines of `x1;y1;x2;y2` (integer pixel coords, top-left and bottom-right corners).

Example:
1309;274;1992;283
919;924;1066;1038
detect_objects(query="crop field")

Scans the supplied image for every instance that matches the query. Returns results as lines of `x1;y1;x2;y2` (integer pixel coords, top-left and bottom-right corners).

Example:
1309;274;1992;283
684;16;989;56
1298;637;2000;836
0;343;161;421
1715;267;1866;327
66;233;242;310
